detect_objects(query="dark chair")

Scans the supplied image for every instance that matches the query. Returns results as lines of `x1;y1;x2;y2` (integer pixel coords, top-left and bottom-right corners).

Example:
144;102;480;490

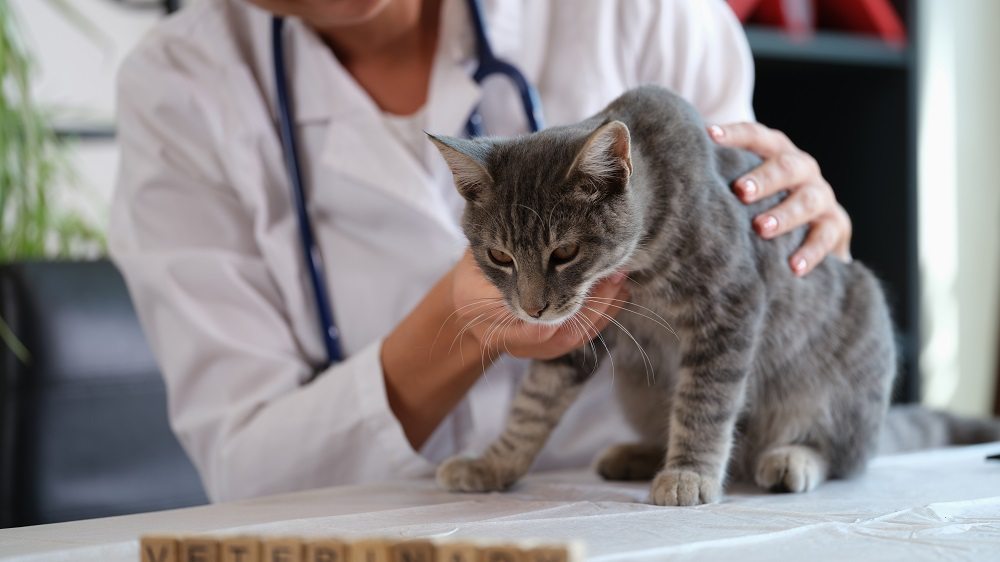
0;259;206;527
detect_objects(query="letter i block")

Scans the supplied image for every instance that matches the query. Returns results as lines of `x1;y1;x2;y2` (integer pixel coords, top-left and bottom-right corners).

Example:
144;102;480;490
141;536;178;562
221;537;261;562
263;538;304;562
305;539;348;562
525;546;571;562
389;540;434;562
181;538;220;562
348;539;390;562
480;545;526;562
434;543;478;562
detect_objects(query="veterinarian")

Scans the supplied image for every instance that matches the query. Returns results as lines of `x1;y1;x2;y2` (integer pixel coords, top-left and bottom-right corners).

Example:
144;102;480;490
110;0;852;502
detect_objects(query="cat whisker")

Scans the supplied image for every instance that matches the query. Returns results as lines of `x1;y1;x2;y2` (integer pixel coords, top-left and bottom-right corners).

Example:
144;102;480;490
575;312;616;387
569;315;602;379
514;203;545;227
451;307;507;364
585;296;679;341
480;311;518;377
579;302;656;387
450;304;505;352
433;299;505;358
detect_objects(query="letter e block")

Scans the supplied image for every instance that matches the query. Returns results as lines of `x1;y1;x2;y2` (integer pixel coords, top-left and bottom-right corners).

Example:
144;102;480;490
263;538;304;562
181;538;220;562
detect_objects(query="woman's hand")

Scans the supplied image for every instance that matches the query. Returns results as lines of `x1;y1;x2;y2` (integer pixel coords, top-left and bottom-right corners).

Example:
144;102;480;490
450;250;628;361
708;122;853;276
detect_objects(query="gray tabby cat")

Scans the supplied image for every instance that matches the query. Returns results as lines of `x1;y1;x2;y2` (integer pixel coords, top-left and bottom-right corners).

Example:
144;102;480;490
427;86;945;506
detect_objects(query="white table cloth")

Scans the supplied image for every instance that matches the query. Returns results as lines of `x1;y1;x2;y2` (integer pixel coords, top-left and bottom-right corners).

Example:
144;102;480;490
3;443;999;561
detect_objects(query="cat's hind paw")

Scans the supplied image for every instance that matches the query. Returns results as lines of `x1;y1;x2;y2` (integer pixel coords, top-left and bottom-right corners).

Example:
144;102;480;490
436;455;515;493
755;444;828;493
595;442;665;481
649;468;721;506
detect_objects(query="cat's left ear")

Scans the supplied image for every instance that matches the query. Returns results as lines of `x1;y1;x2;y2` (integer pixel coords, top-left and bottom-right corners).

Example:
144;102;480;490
427;133;493;204
567;120;633;198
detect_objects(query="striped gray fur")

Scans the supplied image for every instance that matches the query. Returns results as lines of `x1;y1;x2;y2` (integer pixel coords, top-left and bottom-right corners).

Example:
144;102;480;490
429;86;991;506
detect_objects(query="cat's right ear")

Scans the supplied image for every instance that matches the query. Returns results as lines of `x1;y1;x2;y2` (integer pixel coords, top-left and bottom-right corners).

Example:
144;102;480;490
426;133;493;204
567;120;632;201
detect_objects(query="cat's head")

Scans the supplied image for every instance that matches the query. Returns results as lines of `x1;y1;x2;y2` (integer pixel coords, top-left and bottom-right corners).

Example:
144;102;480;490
429;120;642;324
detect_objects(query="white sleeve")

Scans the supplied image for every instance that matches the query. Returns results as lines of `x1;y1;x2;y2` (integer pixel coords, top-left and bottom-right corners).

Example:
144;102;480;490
109;46;433;503
628;0;756;125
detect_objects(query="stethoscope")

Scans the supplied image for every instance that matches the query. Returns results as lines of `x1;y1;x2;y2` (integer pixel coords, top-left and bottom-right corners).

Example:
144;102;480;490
271;0;545;370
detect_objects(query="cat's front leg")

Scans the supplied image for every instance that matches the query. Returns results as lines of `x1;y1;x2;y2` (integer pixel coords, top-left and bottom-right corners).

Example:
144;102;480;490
437;351;595;492
650;294;762;506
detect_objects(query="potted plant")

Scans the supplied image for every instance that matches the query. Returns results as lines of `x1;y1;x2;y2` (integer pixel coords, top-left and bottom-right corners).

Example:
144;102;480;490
0;0;106;361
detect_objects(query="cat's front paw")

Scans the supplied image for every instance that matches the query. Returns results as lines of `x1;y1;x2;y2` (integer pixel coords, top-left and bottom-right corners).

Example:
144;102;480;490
436;455;516;493
649;468;721;506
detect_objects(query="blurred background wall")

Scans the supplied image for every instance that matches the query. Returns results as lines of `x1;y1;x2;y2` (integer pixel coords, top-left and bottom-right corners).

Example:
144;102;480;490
7;0;1000;413
917;0;1000;416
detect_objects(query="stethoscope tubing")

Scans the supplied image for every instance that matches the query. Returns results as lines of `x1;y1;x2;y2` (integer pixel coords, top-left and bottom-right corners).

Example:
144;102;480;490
272;0;544;371
271;16;344;369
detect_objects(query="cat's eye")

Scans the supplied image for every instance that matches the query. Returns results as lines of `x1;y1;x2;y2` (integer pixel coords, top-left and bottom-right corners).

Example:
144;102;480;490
551;243;580;264
488;248;514;266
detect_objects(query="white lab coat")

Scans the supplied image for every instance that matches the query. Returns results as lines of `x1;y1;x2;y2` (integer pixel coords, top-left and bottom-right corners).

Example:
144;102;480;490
110;0;755;502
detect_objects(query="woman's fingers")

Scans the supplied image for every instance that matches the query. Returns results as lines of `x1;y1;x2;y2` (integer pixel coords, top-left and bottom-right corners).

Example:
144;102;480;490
708;122;794;159
710;122;855;275
734;150;819;203
752;182;833;239
786;213;846;276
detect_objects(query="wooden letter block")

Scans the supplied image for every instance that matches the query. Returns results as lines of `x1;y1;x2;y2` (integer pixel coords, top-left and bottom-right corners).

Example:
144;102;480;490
221;537;261;562
141;536;178;562
524;547;569;562
348;539;390;562
389;540;434;562
263;538;304;562
305;539;348;562
481;545;525;562
434;543;478;562
181;538;220;562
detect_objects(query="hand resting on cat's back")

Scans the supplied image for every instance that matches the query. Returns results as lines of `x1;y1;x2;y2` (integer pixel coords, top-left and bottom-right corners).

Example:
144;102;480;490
426;85;897;506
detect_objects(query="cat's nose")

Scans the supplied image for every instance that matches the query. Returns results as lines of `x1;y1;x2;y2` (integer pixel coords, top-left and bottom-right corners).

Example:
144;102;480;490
525;302;549;319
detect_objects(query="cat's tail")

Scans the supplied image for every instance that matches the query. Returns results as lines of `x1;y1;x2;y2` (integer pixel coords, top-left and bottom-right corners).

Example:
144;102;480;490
877;404;1000;455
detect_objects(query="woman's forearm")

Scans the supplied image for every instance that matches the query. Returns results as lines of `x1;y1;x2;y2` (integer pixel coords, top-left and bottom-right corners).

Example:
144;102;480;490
380;268;493;450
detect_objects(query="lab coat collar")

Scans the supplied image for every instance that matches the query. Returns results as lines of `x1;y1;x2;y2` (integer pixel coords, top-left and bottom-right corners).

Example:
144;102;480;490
293;0;484;238
282;0;525;128
283;18;366;124
277;0;527;238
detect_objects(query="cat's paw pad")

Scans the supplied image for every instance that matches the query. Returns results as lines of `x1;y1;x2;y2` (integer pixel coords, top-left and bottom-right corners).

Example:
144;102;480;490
755;445;828;493
595;443;664;481
649;468;721;506
436;456;513;493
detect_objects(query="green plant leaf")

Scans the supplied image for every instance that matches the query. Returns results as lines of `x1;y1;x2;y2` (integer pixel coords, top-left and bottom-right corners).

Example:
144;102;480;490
0;313;29;363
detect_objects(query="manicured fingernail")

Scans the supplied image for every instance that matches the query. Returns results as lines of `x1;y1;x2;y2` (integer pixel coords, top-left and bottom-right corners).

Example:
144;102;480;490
739;178;758;200
708;125;725;140
792;256;808;274
758;215;778;233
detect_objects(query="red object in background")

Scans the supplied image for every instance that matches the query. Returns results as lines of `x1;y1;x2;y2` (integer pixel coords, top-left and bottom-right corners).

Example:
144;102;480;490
817;0;907;44
727;0;764;21
753;0;816;35
726;0;815;34
727;0;907;45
